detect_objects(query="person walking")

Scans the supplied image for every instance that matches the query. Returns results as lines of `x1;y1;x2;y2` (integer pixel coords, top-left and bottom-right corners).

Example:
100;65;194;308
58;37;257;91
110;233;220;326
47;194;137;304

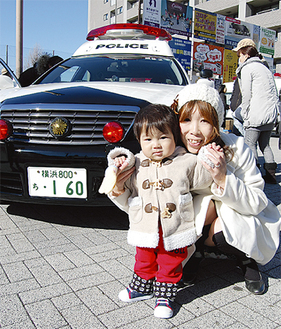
229;78;244;136
218;83;228;128
233;38;279;184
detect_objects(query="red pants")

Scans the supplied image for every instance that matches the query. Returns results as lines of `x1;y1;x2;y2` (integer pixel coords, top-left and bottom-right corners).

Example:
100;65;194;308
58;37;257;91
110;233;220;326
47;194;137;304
134;230;187;284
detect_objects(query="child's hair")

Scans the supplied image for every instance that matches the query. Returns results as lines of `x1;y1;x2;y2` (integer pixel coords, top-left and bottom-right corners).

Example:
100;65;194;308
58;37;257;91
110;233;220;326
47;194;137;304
178;100;233;160
133;104;180;144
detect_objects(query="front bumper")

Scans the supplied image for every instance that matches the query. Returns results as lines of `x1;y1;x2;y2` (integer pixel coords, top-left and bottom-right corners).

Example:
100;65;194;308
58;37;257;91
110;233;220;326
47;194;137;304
0;141;128;206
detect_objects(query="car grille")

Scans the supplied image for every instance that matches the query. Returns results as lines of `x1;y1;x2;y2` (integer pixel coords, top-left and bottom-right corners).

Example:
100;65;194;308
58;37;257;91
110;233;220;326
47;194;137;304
1;104;137;145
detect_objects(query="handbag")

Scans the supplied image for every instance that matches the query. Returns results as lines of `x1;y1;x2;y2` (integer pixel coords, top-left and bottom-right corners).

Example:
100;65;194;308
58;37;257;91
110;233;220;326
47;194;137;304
233;106;243;123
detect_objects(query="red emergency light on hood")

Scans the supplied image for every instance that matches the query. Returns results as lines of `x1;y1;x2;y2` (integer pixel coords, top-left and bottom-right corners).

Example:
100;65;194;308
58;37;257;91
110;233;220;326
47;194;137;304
87;23;172;41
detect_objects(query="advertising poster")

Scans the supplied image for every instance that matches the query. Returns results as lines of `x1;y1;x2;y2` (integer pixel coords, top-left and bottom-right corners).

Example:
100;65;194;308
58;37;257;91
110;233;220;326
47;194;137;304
161;0;193;37
216;14;225;45
224;17;259;48
259;27;275;56
193;42;224;75
142;0;162;28
252;24;260;47
223;48;238;83
168;38;191;71
194;9;217;42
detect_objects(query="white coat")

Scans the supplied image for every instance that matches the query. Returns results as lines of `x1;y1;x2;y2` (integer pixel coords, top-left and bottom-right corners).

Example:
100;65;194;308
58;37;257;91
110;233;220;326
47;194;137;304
236;57;279;129
193;132;281;265
109;146;212;251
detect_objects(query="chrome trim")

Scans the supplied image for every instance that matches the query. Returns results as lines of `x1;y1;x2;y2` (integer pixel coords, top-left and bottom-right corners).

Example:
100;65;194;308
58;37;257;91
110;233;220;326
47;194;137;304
1;103;138;145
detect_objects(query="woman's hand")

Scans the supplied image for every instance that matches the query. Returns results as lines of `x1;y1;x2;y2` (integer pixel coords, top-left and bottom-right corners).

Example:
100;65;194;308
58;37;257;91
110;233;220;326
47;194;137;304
111;156;135;196
201;143;227;189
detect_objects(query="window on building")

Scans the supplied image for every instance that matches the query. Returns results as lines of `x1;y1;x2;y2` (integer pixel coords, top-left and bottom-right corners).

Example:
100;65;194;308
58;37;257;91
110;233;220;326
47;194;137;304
103;13;108;21
127;0;138;10
110;10;116;24
117;6;123;15
250;1;279;16
110;0;116;6
104;0;108;3
128;18;138;24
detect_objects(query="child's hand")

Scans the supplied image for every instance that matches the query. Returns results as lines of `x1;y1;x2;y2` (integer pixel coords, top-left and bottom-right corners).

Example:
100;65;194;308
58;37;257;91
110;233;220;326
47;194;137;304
99;156;129;195
114;155;128;171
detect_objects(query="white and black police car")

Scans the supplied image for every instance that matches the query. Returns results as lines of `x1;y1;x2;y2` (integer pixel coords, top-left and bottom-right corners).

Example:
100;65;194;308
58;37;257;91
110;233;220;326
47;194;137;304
0;23;190;206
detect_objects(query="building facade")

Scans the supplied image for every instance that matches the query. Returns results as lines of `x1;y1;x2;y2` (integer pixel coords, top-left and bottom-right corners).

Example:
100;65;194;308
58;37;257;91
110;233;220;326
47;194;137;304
88;0;281;73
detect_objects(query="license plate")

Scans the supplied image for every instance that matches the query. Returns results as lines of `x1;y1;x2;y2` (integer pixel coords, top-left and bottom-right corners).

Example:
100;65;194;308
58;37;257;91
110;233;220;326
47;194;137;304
27;167;87;199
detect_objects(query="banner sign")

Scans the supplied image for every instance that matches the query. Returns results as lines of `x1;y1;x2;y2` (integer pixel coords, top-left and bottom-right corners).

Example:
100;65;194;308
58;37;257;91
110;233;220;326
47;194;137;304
223;49;238;83
143;3;276;80
143;0;192;37
143;0;162;28
193;42;224;75
259;27;275;56
216;14;225;45
161;0;193;37
168;38;191;71
194;9;217;42
224;17;259;48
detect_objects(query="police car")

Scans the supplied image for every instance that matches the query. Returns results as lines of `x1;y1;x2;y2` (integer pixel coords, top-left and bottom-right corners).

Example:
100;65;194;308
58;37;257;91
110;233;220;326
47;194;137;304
0;24;190;206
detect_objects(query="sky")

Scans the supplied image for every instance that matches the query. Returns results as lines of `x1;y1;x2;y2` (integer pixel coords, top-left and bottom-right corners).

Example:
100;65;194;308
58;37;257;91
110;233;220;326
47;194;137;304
0;0;88;73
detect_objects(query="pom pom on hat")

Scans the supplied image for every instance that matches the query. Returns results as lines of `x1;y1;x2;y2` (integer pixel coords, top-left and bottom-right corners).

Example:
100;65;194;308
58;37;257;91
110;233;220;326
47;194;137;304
174;83;224;127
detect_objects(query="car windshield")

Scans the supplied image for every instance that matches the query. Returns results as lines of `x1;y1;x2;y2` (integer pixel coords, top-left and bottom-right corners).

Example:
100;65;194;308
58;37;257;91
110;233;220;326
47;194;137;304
38;55;187;85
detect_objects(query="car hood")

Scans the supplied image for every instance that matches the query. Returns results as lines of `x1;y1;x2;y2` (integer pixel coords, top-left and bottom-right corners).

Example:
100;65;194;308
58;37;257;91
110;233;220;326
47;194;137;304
1;82;185;107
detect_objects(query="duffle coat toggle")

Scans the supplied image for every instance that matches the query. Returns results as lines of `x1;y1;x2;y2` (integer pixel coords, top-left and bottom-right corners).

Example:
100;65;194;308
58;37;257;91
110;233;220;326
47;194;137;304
141;159;173;191
144;202;176;218
141;160;174;216
140;158;173;168
142;178;173;190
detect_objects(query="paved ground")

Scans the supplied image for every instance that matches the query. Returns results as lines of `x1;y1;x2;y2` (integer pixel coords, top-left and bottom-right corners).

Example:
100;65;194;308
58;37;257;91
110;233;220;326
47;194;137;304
0;136;280;329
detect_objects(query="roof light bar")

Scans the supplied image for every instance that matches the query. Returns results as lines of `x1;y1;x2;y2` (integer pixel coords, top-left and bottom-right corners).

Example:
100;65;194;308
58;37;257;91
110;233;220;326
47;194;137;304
87;24;172;41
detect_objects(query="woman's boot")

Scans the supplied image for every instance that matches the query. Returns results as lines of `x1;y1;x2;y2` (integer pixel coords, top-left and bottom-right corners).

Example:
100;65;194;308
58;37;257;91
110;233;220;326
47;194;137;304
182;225;210;285
182;250;204;285
212;231;265;295
263;163;277;184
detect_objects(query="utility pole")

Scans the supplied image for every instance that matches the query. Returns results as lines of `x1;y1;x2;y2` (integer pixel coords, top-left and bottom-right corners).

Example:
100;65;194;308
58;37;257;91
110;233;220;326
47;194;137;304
138;0;143;24
16;0;23;78
6;45;8;65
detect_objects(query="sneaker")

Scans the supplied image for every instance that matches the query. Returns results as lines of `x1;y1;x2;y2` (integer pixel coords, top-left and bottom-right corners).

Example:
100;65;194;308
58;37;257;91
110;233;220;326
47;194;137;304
118;286;153;303
154;298;173;318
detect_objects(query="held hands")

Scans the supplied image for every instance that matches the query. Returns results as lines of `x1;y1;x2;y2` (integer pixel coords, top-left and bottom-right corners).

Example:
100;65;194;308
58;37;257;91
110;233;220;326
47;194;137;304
111;157;135;196
198;143;227;189
98;147;136;195
98;155;135;195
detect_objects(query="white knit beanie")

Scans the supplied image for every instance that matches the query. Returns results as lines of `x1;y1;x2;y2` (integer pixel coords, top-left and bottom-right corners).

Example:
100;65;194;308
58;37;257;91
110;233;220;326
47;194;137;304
175;83;224;127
